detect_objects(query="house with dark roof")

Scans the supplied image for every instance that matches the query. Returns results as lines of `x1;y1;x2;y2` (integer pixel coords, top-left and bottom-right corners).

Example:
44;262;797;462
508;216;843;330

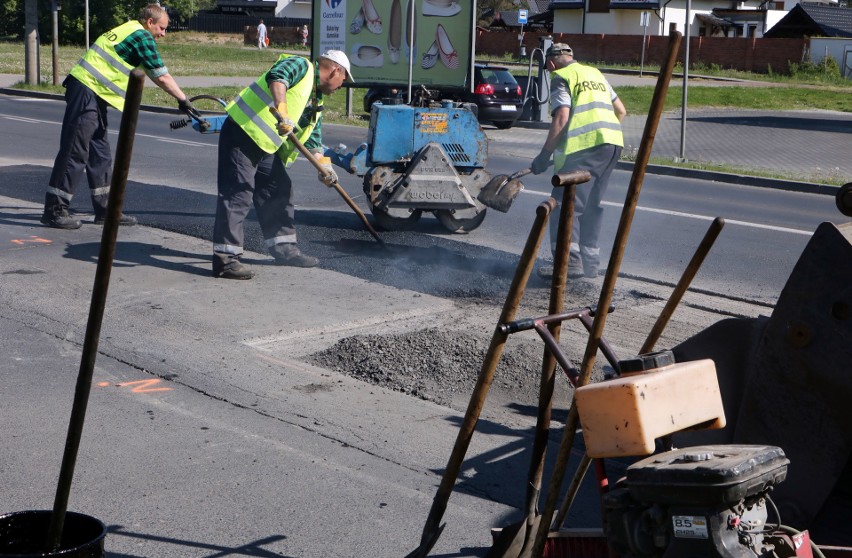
543;0;845;38
764;2;852;37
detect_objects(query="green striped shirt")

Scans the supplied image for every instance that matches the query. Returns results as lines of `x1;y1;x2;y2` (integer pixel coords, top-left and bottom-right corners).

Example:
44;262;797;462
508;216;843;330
114;29;168;78
267;56;323;151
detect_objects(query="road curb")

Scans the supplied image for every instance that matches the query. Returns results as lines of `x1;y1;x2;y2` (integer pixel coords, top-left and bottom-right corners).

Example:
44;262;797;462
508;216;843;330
614;161;839;196
0;87;184;116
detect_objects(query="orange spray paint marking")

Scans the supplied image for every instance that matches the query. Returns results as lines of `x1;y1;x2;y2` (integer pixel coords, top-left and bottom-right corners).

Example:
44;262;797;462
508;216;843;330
115;379;173;393
11;236;52;245
96;382;110;387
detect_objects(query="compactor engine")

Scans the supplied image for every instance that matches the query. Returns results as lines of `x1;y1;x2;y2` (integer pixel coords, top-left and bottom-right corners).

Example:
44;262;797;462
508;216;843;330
351;100;492;233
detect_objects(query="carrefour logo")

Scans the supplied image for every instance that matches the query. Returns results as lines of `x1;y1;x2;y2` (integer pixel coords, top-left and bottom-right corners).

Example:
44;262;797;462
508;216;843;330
325;0;343;8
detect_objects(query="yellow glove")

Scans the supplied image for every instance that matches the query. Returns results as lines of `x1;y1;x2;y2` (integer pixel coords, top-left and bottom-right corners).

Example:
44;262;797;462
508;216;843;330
275;102;295;136
317;156;338;187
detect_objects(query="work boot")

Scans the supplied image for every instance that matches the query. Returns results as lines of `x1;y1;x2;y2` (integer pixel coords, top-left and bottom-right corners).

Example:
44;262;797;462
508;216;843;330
270;244;319;268
537;265;586;280
94;213;138;226
537;265;552;279
537;254;584;280
40;206;81;230
569;252;585;279
213;260;255;280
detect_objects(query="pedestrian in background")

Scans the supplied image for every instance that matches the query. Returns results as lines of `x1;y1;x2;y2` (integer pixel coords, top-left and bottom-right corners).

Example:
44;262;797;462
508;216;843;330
257;19;268;49
531;43;626;279
300;24;309;47
212;50;354;280
41;3;196;229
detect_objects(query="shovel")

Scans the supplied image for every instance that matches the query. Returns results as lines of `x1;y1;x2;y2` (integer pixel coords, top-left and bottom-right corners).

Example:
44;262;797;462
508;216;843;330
477;168;530;213
269;107;385;246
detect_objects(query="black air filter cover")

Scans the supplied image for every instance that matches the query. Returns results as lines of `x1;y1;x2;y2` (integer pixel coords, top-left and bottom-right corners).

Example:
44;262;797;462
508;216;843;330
626;444;789;506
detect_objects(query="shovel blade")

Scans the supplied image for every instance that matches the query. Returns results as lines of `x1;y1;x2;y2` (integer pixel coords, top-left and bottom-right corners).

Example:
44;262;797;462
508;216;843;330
404;523;445;558
485;515;541;558
478;175;525;213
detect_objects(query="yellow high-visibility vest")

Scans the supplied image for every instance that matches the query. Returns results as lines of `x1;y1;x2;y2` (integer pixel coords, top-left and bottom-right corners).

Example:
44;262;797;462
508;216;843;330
552;63;623;169
226;54;321;166
69;21;141;111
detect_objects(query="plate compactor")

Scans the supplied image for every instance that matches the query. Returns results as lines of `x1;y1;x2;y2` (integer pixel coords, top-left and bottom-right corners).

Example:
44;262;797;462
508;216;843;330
350;100;520;233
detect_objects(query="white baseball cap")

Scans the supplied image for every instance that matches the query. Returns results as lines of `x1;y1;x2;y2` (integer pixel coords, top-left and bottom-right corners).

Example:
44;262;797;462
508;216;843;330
319;50;354;83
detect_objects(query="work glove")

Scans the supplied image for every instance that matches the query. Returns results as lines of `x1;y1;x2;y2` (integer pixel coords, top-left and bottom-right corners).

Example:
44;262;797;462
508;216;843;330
275;102;295;136
178;97;196;116
317;156;338;187
177;97;210;131
531;148;553;175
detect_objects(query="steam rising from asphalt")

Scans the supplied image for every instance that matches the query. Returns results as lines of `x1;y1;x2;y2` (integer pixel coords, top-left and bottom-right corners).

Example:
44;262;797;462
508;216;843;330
335;235;520;299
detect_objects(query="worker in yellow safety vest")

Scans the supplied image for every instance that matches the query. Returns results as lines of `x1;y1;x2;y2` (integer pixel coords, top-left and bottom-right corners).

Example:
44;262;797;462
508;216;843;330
531;43;627;280
41;3;196;230
212;50;353;280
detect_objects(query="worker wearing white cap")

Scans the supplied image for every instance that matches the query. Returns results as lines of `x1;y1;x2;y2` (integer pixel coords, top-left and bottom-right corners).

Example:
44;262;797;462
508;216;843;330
532;43;626;280
212;50;354;280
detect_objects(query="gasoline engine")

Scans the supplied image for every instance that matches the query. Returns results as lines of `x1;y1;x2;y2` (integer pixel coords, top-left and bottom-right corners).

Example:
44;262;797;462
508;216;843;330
601;444;812;558
573;352;815;558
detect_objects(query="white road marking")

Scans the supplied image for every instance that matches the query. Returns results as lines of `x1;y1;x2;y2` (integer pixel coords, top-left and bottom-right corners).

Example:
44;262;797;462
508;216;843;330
2;115;56;125
522;188;812;236
150;136;212;147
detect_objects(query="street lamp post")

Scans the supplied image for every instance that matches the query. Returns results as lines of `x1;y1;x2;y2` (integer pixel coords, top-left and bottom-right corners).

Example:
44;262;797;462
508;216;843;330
678;0;691;162
51;0;59;86
25;0;39;85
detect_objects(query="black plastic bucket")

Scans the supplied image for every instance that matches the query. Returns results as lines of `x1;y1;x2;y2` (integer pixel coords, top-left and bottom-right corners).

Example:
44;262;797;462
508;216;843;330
0;511;106;557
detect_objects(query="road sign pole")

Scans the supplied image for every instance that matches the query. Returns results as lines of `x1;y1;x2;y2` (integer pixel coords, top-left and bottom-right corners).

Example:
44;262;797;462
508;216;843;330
640;12;648;77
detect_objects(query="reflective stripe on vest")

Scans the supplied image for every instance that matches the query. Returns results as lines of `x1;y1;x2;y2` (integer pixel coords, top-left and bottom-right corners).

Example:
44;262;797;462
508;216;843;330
553;63;623;169
69;21;140;111
225;54;321;165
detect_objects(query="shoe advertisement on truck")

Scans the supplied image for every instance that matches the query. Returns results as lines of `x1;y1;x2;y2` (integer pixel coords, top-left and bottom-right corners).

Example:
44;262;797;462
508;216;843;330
313;0;474;88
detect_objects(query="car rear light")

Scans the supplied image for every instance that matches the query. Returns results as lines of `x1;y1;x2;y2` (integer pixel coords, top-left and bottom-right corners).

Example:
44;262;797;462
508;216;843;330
516;85;522;96
474;83;494;95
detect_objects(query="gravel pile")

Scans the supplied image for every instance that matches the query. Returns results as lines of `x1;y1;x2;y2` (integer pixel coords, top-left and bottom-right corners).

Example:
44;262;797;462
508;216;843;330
309;327;578;411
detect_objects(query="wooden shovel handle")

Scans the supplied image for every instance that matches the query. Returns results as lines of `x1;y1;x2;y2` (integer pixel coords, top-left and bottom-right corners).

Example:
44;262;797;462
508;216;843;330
269;107;385;245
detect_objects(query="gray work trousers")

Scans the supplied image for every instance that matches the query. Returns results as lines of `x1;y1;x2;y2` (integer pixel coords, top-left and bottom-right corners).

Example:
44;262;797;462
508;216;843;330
45;76;112;216
213;117;296;270
549;143;622;272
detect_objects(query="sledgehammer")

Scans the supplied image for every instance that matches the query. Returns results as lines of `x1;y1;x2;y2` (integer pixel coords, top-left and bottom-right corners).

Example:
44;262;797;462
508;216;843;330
269;107;385;246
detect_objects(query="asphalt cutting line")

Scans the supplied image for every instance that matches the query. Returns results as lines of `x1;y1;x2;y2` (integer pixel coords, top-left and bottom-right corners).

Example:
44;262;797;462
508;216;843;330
521;188;812;237
243;302;457;352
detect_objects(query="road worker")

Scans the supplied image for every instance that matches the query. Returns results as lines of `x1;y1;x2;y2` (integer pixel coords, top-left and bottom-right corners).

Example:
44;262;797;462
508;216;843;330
212;50;353;280
41;4;196;230
531;43;627;279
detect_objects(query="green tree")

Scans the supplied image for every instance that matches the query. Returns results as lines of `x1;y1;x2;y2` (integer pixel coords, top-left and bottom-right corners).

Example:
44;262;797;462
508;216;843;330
478;0;528;27
19;0;211;44
0;0;23;38
166;0;216;21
